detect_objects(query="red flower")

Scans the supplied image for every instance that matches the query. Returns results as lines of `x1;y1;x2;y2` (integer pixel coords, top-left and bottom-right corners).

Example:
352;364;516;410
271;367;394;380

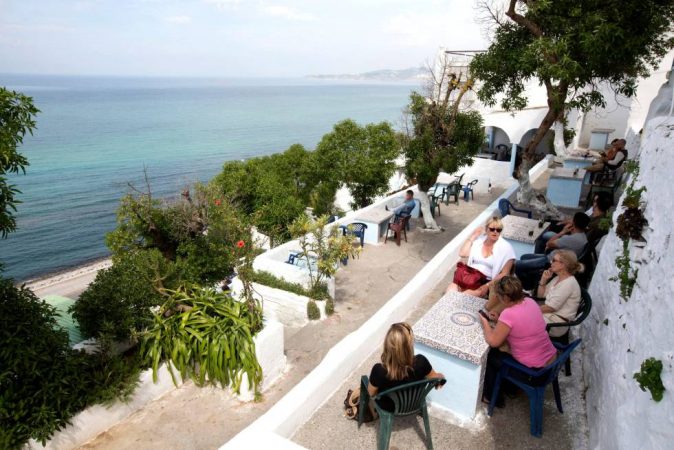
236;240;245;248
214;199;222;206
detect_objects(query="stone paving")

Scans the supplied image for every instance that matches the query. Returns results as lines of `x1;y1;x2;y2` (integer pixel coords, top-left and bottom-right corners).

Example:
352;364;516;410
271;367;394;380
78;190;505;450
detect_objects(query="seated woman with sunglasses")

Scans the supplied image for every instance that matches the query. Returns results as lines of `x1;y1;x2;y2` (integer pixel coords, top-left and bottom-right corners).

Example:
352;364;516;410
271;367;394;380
478;277;557;407
367;322;445;412
536;250;583;338
445;217;516;298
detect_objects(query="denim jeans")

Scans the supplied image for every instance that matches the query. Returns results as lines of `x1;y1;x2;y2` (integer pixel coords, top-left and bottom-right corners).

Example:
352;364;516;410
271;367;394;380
515;254;551;290
534;231;556;254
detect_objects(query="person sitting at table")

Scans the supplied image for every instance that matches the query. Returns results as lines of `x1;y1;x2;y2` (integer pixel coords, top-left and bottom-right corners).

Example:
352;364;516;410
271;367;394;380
478;277;558;408
386;190;416;220
366;322;445;412
515;212;590;290
536;250;583;337
534;192;612;253
446;216;516;298
585;138;628;177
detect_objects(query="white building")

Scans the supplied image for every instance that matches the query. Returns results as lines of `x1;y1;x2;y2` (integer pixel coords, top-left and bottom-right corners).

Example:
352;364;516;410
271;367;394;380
434;46;674;158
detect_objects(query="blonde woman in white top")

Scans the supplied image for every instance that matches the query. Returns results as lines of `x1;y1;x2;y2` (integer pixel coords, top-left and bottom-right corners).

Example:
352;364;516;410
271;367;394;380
446;217;516;298
537;249;583;337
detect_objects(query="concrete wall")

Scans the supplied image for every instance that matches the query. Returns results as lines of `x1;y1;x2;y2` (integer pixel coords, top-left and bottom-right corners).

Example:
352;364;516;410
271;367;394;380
221;157;551;449
581;116;674;449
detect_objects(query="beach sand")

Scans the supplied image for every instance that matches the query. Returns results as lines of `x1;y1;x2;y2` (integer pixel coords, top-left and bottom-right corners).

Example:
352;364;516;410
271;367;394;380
22;258;111;299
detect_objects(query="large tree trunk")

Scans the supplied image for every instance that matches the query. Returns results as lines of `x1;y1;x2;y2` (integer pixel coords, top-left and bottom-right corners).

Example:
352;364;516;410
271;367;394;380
515;108;565;220
417;190;442;231
552;120;568;157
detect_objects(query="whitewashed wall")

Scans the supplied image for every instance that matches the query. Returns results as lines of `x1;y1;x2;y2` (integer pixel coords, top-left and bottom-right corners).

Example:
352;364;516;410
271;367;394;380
582;116;674;449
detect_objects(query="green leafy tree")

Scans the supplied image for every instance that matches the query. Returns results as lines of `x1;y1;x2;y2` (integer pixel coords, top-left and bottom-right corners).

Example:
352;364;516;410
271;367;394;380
106;181;247;284
314;119;399;209
71;249;185;341
212;146;312;245
0;278;141;449
470;0;674;212
0;88;39;238
402;69;484;230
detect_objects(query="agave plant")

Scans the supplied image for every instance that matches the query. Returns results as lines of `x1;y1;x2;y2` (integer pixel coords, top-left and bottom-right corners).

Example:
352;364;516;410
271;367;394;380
141;285;263;393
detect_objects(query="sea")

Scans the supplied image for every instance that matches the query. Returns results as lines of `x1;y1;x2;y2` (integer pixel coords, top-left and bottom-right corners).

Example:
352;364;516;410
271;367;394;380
0;74;418;281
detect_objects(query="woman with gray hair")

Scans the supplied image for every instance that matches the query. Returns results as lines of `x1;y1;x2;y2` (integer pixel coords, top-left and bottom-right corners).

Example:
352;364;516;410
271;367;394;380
536;249;584;337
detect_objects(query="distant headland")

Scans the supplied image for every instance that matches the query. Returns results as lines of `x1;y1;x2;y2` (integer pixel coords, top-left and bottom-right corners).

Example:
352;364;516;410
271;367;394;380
307;66;428;82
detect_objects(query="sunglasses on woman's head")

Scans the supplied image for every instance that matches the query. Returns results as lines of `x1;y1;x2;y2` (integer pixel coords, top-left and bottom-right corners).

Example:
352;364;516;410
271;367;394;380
488;227;503;233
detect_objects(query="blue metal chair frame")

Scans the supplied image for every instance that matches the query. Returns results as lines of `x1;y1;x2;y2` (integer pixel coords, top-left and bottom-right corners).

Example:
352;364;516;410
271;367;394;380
546;290;591;376
498;198;533;218
487;339;582;437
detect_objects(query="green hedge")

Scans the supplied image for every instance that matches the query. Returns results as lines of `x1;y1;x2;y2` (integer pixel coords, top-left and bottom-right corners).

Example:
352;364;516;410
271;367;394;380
0;278;142;449
248;270;329;300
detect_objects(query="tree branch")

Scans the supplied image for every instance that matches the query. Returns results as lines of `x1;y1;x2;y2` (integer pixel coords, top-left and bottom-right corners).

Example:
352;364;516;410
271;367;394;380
506;0;543;36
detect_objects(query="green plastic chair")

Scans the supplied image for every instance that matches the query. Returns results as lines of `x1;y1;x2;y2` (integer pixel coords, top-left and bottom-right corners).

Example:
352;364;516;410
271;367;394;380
358;375;445;450
429;194;442;217
445;181;461;204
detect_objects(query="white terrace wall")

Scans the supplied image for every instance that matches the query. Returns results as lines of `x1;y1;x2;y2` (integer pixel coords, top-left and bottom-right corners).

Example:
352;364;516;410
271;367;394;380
582;116;674;449
222;157;550;449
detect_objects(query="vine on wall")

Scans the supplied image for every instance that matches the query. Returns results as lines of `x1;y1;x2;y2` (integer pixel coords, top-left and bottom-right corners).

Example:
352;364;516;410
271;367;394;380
609;160;665;403
611;161;647;301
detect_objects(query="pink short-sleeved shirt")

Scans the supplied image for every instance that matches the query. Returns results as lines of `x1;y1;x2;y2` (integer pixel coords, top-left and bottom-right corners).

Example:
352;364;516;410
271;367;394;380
499;298;557;368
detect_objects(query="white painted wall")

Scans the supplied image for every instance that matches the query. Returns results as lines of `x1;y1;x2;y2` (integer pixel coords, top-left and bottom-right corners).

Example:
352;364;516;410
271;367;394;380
582;116;674;449
230;278;329;327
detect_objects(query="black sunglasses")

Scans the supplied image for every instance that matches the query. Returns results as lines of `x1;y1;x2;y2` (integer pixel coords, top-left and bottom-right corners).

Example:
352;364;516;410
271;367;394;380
488;227;503;233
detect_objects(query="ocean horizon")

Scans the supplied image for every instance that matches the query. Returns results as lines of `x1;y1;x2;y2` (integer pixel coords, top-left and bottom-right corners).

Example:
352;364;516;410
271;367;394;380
0;74;418;281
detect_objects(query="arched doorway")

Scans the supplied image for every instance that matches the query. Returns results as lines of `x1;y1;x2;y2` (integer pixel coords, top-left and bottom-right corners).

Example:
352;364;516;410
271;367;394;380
484;126;511;161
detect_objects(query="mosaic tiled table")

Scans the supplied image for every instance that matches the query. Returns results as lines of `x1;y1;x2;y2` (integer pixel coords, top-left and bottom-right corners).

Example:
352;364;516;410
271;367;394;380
547;167;588;207
413;291;490;420
354;208;393;244
501;214;550;258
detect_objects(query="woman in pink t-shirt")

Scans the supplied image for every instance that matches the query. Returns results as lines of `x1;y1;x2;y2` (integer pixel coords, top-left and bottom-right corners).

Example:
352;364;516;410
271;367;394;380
478;276;557;407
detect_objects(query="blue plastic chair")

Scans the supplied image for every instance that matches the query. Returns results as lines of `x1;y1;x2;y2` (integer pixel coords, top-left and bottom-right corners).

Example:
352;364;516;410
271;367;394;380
498;198;533;218
462;179;478;201
340;222;368;248
359;375;445;450
488;339;581;437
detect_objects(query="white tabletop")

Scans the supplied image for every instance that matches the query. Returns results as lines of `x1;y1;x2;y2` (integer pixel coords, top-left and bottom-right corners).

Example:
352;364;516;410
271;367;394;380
355;208;394;224
551;167;586;180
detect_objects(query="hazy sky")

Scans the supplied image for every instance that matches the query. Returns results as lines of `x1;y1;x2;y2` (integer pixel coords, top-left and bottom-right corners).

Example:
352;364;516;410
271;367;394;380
0;0;488;77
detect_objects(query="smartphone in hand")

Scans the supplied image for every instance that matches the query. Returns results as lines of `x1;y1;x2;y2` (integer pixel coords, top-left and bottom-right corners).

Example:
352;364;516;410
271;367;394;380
478;309;490;320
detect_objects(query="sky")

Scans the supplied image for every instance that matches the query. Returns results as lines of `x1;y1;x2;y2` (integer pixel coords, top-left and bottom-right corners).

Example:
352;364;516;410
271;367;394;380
0;0;488;77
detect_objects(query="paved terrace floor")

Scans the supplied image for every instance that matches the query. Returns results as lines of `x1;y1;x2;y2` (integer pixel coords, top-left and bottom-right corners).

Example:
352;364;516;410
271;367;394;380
292;272;588;450
78;189;506;450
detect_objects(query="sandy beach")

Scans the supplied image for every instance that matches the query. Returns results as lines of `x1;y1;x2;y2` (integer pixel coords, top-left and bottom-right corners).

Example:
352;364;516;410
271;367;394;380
22;258;112;299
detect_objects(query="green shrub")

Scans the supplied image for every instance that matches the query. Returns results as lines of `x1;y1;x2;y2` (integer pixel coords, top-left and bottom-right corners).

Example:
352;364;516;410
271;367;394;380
325;297;335;316
106;183;248;285
141;285;262;393
248;270;329;300
71;250;182;341
307;299;320;320
634;358;665;402
0;277;142;449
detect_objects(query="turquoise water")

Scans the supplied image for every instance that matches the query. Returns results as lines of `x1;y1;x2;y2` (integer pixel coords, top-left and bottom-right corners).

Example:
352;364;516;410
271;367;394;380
0;75;416;281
